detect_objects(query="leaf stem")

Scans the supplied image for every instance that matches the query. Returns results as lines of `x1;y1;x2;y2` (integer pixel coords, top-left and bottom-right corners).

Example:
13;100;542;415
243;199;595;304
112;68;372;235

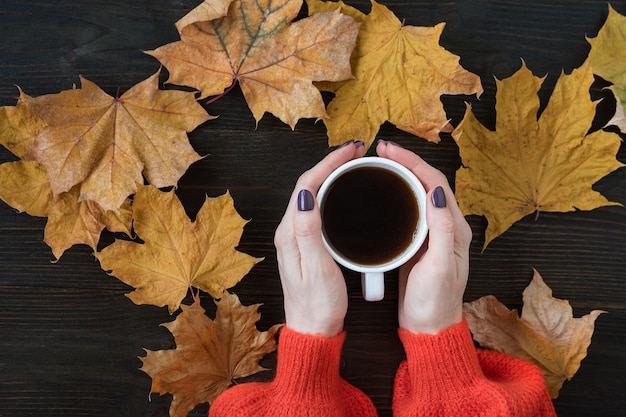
190;286;198;302
206;79;238;105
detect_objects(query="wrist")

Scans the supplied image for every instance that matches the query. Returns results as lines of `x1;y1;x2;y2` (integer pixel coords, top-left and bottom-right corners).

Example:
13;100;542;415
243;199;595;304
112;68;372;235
399;307;463;335
285;310;344;337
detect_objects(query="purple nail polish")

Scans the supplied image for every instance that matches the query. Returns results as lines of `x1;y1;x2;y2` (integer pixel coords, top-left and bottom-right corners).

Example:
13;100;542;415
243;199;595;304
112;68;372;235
338;139;355;148
297;189;314;211
377;139;388;146
355;140;365;148
431;186;446;208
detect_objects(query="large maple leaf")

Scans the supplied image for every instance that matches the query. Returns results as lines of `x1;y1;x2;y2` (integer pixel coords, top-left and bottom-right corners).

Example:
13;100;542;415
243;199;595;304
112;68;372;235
453;61;624;249
588;5;626;132
140;293;282;417
0;159;132;259
307;0;483;148
464;269;605;398
147;0;359;128
97;185;262;313
0;96;133;259
24;71;212;212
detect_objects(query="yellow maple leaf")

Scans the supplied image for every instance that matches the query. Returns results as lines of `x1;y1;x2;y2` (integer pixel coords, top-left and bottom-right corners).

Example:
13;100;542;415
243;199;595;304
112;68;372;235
307;0;483;148
0;160;51;217
24;70;212;212
453;60;624;249
588;5;626;132
147;0;359;128
464;269;605;398
140;293;282;417
97;185;262;313
0;159;132;259
0;93;46;158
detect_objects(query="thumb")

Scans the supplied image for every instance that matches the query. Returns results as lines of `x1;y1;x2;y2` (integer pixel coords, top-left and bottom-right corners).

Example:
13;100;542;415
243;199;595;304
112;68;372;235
293;189;332;272
424;185;456;263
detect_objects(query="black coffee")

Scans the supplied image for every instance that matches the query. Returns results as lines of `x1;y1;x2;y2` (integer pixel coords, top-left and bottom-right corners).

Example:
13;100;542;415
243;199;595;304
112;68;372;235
321;166;419;266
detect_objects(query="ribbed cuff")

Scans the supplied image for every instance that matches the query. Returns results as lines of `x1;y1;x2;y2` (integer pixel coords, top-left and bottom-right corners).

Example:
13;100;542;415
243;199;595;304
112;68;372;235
398;318;485;400
271;327;345;402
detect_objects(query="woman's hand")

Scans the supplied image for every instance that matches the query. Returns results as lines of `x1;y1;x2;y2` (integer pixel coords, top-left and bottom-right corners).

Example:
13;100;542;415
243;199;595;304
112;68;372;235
376;141;473;335
274;141;366;337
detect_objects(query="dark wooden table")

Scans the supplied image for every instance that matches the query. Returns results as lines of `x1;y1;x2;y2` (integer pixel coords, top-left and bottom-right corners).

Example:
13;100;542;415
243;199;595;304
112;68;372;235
1;1;625;416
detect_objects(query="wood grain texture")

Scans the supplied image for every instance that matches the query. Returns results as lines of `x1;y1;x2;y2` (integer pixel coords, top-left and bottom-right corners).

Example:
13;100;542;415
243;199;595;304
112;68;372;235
1;1;625;416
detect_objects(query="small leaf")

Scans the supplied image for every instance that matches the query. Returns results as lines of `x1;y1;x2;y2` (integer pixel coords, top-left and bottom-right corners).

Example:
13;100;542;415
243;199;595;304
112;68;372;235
464;269;605;398
0;159;132;259
140;293;282;417
45;189;132;260
0;92;47;158
175;0;235;32
0;160;52;217
97;185;263;313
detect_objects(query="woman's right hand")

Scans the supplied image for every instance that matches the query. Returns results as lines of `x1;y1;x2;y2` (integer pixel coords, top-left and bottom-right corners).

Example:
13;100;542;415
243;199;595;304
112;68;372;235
376;141;473;335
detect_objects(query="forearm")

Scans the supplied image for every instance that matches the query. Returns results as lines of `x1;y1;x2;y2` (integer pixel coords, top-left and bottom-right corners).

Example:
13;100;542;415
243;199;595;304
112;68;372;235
393;318;556;417
209;327;377;417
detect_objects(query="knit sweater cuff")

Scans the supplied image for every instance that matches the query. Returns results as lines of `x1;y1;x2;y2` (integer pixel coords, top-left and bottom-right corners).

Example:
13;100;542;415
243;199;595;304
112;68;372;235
271;326;345;402
398;317;485;400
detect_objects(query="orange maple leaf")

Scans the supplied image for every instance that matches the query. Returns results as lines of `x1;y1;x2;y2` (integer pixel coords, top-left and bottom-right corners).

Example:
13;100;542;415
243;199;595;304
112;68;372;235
464;269;605;398
0;159;132;259
147;0;359;128
97;185;262;313
140;293;282;417
307;0;483;148
453;61;624;249
24;70;212;212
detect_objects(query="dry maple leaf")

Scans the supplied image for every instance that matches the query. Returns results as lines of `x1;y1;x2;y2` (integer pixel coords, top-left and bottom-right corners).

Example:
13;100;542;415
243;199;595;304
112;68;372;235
24;70;212;212
306;0;483;148
140;293;282;417
147;0;359;128
97;185;262;313
44;187;133;260
0;93;47;158
464;269;605;398
175;0;235;32
588;5;626;132
453;60;624;249
0;159;132;259
0;160;52;217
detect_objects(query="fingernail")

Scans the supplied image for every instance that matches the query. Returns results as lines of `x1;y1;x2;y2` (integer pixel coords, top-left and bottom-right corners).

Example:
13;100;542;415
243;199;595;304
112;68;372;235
297;189;314;211
377;139;402;148
431;186;447;208
338;139;355;148
355;140;365;148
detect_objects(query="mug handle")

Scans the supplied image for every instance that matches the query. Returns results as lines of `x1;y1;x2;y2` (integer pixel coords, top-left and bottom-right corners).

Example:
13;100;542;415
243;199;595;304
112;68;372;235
361;272;384;301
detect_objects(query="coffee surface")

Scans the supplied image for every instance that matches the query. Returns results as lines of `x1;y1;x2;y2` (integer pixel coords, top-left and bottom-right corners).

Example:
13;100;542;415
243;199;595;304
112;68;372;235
321;166;419;266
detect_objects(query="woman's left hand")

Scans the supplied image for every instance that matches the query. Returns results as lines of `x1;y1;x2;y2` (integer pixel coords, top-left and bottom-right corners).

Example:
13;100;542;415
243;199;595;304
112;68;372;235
274;141;366;337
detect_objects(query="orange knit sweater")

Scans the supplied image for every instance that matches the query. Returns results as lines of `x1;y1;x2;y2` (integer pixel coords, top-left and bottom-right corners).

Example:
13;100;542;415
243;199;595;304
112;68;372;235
209;318;556;417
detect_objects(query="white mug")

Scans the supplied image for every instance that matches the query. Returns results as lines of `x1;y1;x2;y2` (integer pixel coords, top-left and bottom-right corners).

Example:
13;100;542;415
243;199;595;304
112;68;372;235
317;157;428;301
